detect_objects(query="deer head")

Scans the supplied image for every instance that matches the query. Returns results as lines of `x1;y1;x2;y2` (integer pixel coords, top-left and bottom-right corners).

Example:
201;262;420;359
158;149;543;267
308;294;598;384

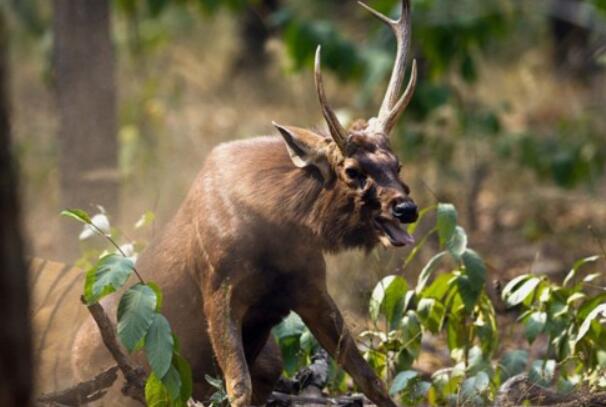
273;0;418;249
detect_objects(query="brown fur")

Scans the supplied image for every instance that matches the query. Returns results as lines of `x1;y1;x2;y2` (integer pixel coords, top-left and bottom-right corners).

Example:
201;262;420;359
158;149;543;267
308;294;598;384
71;126;416;407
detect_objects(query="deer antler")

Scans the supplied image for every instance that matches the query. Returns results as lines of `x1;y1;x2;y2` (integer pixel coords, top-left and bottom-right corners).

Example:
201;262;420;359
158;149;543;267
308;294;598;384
314;46;350;155
358;0;417;135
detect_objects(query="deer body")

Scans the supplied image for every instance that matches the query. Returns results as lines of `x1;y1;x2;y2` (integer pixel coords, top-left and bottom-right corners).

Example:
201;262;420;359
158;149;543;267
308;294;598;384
73;1;419;405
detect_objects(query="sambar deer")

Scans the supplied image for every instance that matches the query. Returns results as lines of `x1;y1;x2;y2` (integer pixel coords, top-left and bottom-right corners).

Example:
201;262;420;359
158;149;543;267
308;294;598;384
72;0;419;405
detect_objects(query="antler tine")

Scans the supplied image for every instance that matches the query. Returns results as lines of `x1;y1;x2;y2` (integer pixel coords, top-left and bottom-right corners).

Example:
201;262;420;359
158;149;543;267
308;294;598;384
358;0;415;134
314;46;350;155
384;58;417;134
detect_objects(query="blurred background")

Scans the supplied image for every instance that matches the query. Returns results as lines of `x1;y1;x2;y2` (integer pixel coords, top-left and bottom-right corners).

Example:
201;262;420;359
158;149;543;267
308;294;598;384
2;0;606;394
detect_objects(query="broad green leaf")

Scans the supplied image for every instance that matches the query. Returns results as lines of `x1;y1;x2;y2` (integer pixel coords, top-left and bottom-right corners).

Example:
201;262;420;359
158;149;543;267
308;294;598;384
446;226;468;259
417;298;445;334
437;203;457;247
299;329;317;354
499;350;528;382
501;274;531;299
162;365;182;400
567;292;586;305
563;255;601;287
401;311;422;357
273;312;305;340
583;273;601;283
575;303;606;343
416;251;447;294
145;372;171;407
422;272;455;301
147;282;164;311
60;208;92;225
389;370;418;396
145;313;174;379
117;284;157;352
462;250;486;285
504;277;541;307
525;311;546;343
369;275;408;328
174;353;193;401
461;371;490;399
457;250;486;311
529;359;556;387
84;254;134;304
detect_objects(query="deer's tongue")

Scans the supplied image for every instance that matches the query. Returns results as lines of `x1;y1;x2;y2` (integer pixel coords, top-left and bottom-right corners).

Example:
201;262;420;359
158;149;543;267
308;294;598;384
379;219;416;247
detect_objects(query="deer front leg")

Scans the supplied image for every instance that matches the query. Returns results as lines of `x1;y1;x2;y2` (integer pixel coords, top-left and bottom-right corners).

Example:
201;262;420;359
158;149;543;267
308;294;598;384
204;283;251;407
295;288;397;407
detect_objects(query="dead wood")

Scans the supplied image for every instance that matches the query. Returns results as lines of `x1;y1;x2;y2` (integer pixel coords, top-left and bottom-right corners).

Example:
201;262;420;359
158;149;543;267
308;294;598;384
36;298;146;406
37;366;119;406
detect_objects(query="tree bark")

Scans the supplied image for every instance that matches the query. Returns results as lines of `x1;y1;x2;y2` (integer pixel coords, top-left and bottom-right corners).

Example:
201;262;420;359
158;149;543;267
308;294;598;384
52;0;119;257
0;12;33;407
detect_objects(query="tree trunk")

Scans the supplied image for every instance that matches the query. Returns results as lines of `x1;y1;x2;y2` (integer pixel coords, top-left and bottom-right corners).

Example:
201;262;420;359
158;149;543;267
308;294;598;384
232;0;280;74
550;0;595;78
0;12;33;407
52;0;119;257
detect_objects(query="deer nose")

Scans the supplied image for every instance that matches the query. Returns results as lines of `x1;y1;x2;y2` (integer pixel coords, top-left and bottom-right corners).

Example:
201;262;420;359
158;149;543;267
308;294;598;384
392;200;418;223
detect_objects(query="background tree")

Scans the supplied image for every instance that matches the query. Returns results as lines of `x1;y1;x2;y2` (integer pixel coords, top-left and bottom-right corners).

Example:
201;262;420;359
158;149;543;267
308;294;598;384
0;11;32;407
53;0;119;258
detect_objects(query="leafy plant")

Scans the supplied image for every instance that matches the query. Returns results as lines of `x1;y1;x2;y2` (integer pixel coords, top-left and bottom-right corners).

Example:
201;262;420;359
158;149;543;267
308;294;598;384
62;208;192;407
502;254;606;390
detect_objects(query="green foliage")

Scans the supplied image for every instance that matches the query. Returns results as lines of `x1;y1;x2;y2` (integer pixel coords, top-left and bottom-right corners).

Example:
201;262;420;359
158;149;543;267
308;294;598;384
84;254;134;304
63;208;193;407
274;203;605;405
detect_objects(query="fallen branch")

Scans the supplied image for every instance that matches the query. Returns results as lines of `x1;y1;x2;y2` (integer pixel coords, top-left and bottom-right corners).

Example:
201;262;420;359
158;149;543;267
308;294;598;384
36;298;147;406
267;391;365;407
37;366;119;405
82;297;146;404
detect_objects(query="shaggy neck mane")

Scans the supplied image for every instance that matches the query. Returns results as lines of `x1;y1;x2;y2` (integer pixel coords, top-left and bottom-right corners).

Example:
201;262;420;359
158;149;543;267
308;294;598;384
271;162;376;252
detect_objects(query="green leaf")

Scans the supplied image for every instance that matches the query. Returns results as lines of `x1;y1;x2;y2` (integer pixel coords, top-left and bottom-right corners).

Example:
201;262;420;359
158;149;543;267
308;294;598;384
60;208;92;225
416;251;447;294
369;275;408;328
499;350;528;382
504;277;541;307
145;313;174;379
417;298;445;334
421;272;455;301
461;371;490;399
145;372;171;407
525;311;547;343
147;282;164;311
401;311;422;358
437;203;457;247
446;226;468;259
389;370;418;396
162;365;182;400
575;303;606;343
501;275;531;299
452;250;486;313
529;359;556;387
117;284;157;352
84;254;134;304
174;353;193;401
563;255;601;287
273;312;305;340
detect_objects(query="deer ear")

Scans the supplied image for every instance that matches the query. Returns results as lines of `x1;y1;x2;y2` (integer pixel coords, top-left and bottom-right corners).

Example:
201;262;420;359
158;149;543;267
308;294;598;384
273;122;332;182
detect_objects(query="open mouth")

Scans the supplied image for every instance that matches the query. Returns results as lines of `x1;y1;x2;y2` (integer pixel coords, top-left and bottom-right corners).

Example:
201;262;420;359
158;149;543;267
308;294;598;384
373;217;416;247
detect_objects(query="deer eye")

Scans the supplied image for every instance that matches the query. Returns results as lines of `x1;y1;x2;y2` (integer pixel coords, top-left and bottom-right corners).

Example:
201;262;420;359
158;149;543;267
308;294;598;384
345;167;366;188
